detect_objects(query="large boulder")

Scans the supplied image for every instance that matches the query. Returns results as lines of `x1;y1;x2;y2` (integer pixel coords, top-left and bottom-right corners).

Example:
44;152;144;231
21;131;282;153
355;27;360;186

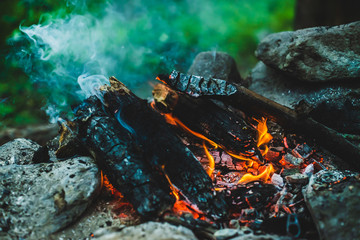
303;170;360;240
0;138;41;166
0;156;101;239
255;21;360;82
93;222;198;240
248;62;360;134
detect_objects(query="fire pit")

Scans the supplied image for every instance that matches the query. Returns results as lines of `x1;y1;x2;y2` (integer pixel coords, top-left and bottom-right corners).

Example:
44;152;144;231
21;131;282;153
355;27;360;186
1;20;360;240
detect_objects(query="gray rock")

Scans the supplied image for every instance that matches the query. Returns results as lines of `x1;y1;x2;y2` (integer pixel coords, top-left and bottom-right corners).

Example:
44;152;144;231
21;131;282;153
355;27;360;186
0;156;100;239
284;153;303;166
309;91;360;134
256;21;360;82
93;222;197;240
50;185;142;239
285;173;309;185
214;227;291;240
0;138;40;166
248;62;360;134
248;61;359;108
188;51;247;86
303;170;360;240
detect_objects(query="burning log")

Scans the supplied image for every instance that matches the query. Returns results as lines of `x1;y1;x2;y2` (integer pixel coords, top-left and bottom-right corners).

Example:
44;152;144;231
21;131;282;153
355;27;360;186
152;83;261;162
98;77;228;220
158;70;360;171
72;96;175;219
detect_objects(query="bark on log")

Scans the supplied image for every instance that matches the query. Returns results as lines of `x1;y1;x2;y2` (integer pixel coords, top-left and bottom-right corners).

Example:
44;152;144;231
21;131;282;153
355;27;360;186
72;96;175;219
99;77;228;220
158;71;360;171
152;83;261;161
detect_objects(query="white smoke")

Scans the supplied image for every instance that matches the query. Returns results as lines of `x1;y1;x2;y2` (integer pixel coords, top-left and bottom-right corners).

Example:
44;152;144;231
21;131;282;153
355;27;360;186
9;0;287;121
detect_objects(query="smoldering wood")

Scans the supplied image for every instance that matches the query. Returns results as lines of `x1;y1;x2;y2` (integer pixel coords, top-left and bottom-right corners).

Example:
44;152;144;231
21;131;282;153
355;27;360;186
152;84;261;160
158;71;360;171
72;96;175;219
99;77;228;220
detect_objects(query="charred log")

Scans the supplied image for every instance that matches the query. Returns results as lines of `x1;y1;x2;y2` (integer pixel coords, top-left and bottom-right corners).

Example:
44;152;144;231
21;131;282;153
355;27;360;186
99;77;228;220
72;96;175;219
158;70;237;97
152;83;261;161
158;71;360;171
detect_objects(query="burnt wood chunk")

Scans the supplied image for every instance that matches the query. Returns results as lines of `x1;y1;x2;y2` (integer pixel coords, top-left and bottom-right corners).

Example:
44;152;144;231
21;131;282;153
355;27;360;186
152;84;260;160
99;77;228;220
73;96;175;219
159;70;237;97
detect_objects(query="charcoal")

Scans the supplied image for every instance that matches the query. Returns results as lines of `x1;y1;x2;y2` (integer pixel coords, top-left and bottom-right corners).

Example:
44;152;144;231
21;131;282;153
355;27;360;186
73;96;175;219
159;70;238;97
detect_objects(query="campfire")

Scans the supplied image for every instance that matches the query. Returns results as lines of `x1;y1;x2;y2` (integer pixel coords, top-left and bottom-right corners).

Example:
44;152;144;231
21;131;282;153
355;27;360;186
2;20;360;239
44;68;355;239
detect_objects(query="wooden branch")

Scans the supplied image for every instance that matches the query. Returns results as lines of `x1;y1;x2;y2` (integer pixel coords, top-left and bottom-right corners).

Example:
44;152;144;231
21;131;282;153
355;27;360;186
99;77;228;220
159;71;360;171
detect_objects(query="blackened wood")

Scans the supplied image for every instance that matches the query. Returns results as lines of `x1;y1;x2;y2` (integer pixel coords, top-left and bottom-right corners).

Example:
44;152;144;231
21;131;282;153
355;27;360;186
158;70;237;97
73;96;175;219
158;71;360;170
99;77;228;220
152;84;261;160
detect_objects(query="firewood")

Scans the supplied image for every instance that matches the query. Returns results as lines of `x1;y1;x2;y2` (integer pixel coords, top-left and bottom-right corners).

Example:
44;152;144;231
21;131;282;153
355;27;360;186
99;77;228;220
158;71;360;171
152;83;261;161
72;96;175;219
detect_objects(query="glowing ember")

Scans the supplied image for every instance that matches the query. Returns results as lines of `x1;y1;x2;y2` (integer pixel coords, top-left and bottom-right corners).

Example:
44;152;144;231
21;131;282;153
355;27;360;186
102;172;123;198
237;164;275;184
172;200;206;220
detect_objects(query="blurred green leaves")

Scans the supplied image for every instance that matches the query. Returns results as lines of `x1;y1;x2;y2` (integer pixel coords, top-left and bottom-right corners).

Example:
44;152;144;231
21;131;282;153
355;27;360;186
0;0;295;129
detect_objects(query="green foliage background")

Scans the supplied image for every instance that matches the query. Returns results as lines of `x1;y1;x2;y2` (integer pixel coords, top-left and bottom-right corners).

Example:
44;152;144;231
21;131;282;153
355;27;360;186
0;0;295;129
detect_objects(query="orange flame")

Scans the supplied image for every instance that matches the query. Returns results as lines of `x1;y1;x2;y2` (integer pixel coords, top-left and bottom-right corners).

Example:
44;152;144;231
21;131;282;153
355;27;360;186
237;164;274;184
202;141;215;179
164;113;255;162
162;165;180;201
164;113;218;148
156;76;168;85
256;118;273;156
